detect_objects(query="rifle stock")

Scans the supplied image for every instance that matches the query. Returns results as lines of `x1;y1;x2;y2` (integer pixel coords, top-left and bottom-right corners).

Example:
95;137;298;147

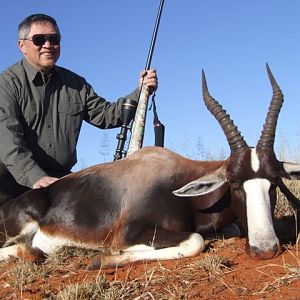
126;85;150;155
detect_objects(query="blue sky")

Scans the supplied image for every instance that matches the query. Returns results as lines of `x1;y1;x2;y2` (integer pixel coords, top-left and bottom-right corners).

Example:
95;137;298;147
1;1;300;169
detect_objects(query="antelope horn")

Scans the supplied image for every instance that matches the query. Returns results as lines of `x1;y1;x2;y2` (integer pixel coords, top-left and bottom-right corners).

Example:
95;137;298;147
257;64;284;150
202;69;248;152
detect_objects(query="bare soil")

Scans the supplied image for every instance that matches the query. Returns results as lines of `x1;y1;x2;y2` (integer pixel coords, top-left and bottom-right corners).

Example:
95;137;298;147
0;215;299;300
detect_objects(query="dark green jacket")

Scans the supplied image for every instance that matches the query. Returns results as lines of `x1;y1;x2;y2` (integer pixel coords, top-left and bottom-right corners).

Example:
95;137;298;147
0;59;139;187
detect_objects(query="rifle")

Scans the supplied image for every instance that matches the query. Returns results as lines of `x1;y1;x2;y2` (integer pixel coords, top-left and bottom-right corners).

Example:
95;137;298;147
126;0;165;156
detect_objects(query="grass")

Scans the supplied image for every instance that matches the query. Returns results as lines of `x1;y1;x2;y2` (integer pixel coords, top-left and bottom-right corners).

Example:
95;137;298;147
54;275;143;300
3;259;51;299
253;252;300;295
190;254;234;277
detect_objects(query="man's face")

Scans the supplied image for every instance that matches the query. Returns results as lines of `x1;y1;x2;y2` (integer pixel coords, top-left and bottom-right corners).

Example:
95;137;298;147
18;21;60;73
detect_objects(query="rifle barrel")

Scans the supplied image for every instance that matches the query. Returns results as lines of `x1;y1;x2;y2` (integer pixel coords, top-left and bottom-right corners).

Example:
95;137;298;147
145;0;165;70
126;0;165;156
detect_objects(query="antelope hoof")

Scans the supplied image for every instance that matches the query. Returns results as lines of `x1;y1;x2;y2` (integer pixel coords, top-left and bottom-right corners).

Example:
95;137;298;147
248;242;282;260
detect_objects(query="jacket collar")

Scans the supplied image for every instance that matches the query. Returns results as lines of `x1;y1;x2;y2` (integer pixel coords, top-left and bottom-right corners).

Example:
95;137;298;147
22;58;56;83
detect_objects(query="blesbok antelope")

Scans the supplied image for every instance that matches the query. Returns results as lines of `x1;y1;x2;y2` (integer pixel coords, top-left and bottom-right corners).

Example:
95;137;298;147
0;65;299;269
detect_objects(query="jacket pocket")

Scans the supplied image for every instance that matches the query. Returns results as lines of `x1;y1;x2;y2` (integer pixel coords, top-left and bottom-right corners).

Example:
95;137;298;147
58;101;83;116
57;98;84;136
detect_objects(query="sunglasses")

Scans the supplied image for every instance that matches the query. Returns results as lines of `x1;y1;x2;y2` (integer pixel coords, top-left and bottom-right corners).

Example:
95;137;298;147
24;33;61;46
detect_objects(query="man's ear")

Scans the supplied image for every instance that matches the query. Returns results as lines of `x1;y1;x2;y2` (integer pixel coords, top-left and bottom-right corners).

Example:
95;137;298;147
18;40;26;55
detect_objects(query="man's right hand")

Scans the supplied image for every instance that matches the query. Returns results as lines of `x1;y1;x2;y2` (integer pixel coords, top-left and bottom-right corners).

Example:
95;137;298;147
33;176;59;189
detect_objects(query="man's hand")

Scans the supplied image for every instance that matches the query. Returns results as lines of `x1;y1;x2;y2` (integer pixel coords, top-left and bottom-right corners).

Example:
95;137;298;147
33;176;59;189
139;69;158;94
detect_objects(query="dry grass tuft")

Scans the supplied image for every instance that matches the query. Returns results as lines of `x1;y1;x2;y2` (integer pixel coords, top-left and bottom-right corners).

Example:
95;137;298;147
54;275;143;300
254;262;300;295
45;246;98;267
3;259;51;299
8;260;49;288
190;254;234;278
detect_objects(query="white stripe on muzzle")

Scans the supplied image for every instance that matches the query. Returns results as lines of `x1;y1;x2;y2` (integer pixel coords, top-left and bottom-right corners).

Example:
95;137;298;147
244;178;278;251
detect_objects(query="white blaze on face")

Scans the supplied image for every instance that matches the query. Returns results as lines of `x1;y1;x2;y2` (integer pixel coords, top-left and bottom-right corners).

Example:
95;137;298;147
251;148;260;172
244;178;278;250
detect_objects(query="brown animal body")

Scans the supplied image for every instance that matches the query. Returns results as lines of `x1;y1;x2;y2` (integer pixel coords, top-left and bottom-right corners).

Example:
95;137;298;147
0;64;299;269
0;147;234;268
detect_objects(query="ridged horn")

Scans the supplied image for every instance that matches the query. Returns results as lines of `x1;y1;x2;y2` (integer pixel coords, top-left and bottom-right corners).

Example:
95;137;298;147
257;63;284;150
202;69;248;152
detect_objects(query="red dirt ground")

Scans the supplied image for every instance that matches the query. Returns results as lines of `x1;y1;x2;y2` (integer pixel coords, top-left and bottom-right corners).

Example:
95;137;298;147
0;215;300;299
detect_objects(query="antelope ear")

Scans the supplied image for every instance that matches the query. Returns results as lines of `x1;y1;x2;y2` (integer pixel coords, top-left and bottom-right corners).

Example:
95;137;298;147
281;162;300;180
173;172;228;197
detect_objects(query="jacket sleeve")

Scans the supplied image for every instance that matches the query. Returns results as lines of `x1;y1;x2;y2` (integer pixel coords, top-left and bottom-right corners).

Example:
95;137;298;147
83;83;140;128
0;77;48;187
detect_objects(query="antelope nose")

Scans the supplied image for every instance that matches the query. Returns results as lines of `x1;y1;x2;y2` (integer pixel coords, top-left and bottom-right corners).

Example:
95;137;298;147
248;242;282;260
